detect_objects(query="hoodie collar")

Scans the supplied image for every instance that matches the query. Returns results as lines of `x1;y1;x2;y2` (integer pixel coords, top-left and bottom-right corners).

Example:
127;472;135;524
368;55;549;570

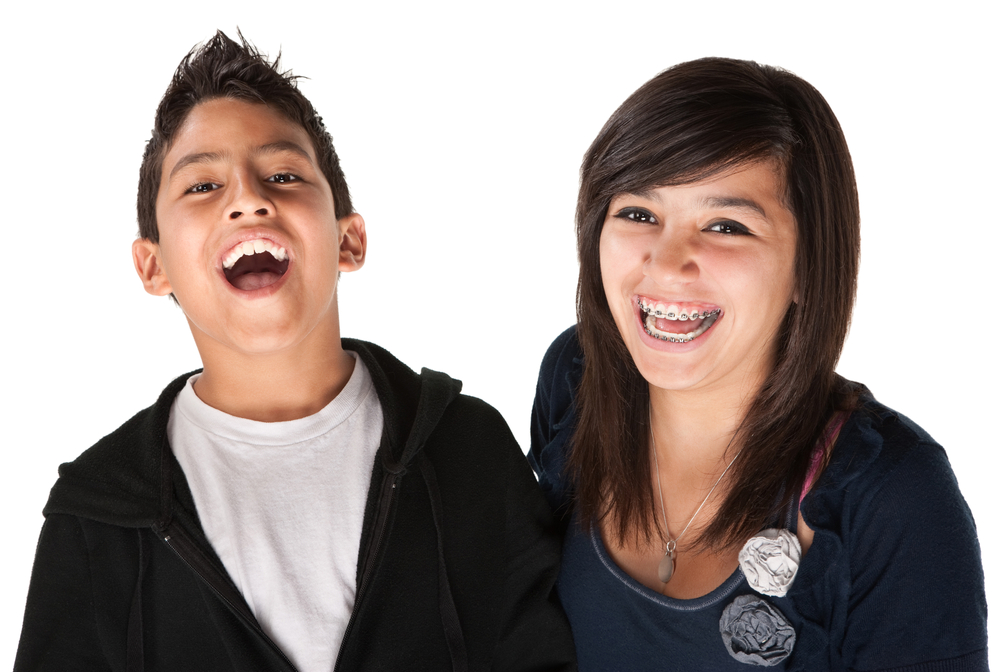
43;339;463;528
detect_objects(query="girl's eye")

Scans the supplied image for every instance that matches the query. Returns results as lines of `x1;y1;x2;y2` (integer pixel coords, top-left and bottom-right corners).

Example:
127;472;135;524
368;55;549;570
705;220;751;235
267;173;299;184
614;207;657;224
187;182;219;194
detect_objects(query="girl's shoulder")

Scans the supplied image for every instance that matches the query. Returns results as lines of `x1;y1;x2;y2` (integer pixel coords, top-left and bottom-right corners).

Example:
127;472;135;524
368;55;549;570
814;392;961;517
799;391;988;670
529;326;584;514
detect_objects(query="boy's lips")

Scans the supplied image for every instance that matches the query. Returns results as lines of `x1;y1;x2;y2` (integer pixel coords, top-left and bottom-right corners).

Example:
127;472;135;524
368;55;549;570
219;236;291;292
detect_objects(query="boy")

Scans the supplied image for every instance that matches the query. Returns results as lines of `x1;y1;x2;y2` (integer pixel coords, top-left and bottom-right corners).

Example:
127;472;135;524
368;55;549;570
15;32;574;671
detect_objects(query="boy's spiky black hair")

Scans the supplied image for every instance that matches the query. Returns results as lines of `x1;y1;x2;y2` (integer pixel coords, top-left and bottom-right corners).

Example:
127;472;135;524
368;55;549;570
137;30;352;242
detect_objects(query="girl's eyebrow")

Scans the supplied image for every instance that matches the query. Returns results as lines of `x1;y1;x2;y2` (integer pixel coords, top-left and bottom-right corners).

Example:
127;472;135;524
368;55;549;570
617;188;660;202
700;196;767;217
614;191;767;218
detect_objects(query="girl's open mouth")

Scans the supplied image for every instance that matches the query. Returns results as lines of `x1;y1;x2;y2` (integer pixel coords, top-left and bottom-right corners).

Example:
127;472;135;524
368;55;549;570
222;239;290;291
637;297;721;343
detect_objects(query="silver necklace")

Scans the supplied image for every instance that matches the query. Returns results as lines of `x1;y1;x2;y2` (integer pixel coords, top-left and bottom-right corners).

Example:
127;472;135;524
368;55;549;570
650;414;742;584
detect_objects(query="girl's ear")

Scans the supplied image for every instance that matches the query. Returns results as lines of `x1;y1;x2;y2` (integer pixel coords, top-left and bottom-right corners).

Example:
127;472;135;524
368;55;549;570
132;239;174;296
338;213;367;272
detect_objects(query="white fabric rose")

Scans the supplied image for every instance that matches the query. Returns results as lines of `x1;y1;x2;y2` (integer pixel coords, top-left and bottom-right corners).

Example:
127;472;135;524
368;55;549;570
738;528;802;597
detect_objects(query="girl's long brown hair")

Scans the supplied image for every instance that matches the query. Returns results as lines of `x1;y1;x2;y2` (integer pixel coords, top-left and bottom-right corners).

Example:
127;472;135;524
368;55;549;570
571;58;861;551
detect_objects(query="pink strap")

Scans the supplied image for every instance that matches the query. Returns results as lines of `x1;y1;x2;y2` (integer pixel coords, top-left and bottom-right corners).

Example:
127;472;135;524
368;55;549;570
799;412;848;504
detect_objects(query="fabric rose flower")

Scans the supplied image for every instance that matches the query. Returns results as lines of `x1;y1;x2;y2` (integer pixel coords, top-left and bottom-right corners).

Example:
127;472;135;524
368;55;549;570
719;595;796;666
739;528;801;597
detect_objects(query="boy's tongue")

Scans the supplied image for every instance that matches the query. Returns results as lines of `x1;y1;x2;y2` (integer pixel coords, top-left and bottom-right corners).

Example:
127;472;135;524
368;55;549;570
655;316;705;334
226;252;286;291
231;271;283;291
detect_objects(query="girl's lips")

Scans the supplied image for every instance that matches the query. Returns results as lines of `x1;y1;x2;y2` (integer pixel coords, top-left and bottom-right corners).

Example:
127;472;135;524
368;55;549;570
633;296;724;349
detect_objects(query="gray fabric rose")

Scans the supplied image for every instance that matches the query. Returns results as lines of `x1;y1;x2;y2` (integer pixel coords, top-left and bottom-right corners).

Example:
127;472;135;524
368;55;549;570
739;528;801;597
719;595;796;666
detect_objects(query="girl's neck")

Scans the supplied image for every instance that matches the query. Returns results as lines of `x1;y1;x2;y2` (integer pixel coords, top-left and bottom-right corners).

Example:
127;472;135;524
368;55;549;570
648;379;755;481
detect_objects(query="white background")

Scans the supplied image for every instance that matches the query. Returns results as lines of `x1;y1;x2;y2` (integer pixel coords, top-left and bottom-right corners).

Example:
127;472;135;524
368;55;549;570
3;0;996;666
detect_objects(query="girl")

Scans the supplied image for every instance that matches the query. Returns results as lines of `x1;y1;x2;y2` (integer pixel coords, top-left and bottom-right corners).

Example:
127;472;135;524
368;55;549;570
530;58;987;671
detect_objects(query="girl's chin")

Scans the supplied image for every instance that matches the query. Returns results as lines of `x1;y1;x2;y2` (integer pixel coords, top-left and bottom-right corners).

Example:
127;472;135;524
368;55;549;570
634;359;712;393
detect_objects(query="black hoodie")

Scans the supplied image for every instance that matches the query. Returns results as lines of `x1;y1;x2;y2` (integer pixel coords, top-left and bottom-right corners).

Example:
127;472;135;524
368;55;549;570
15;339;576;671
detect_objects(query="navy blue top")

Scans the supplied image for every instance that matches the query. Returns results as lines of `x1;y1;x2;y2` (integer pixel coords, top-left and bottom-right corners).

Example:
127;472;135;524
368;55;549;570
530;326;989;671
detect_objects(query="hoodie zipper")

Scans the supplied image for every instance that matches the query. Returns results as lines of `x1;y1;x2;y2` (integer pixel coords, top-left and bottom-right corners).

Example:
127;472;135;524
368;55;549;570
333;472;399;671
156;522;299;672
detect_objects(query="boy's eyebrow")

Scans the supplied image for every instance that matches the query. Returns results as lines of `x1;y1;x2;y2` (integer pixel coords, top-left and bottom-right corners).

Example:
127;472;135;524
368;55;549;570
252;141;313;161
168;151;227;180
167;141;314;181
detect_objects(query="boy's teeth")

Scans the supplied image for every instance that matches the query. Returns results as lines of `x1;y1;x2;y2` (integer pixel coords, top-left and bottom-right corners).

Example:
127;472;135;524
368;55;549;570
223;239;288;269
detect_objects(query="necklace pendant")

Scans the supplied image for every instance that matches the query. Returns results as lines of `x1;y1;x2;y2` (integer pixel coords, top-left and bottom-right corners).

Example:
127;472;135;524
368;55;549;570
658;550;676;583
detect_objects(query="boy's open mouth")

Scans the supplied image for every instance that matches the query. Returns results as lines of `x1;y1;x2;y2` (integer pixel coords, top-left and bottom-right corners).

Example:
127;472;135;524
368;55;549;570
222;239;290;291
638;297;721;343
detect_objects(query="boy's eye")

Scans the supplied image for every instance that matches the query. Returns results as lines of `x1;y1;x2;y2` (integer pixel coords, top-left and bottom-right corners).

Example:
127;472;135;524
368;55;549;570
187;182;220;194
705;220;751;235
267;173;299;184
614;207;657;224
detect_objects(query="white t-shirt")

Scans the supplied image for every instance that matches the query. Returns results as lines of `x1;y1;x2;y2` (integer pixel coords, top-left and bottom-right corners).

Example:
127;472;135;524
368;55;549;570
168;354;383;672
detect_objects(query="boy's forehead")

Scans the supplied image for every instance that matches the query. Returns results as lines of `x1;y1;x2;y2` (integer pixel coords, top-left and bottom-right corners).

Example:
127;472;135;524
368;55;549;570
161;98;318;179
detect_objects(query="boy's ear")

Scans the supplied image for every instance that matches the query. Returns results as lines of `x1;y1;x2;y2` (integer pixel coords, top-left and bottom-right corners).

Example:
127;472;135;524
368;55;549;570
338;213;366;273
132;239;174;296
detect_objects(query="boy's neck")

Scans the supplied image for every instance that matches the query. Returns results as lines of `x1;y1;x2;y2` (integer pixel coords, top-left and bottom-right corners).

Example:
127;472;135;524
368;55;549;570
189;318;357;423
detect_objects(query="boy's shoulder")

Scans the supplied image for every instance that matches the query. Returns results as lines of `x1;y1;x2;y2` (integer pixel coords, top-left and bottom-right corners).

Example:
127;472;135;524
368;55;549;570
43;371;198;527
43;339;519;527
345;338;521;465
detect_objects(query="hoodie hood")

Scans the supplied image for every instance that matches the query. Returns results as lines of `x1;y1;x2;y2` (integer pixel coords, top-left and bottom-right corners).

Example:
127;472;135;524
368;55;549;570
42;338;463;528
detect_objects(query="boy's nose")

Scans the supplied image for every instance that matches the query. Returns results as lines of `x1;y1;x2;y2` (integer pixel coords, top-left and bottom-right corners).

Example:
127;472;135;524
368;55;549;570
230;207;269;219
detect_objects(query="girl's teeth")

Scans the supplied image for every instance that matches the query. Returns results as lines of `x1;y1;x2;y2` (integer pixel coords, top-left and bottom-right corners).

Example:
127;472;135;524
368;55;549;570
643;311;720;342
636;298;721;342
